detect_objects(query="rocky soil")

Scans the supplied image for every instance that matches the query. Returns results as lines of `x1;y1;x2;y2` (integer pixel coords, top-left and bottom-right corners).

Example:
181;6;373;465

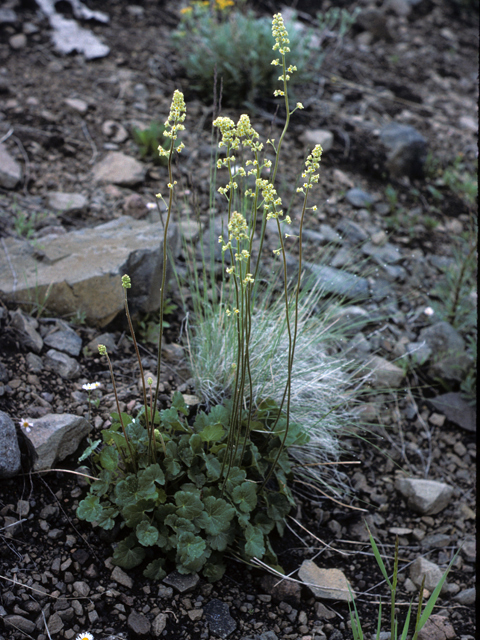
0;1;477;639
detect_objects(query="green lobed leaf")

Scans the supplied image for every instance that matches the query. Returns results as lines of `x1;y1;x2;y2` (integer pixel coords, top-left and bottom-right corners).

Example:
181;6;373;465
244;524;265;559
224;467;247;494
115;475;139;507
113;535;146;569
99;445;119;471
143;558;166;581
136;520;160;547
97;506;118;530
122;500;155;528
189;433;203;454
172;390;189;415
102;429;126;449
207;527;235;552
204;454;221;481
196;496;235;535
232;482;257;513
199;421;225;443
175;491;204;519
202;560;226;582
139;463;165;487
91;469;114;496
160;406;185;431
77;494;103;523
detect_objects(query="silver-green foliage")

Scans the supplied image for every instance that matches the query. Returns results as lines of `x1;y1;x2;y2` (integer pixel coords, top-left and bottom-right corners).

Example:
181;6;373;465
172;5;357;106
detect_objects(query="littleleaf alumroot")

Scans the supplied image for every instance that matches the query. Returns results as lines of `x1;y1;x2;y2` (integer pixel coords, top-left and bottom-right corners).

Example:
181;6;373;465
78;14;324;581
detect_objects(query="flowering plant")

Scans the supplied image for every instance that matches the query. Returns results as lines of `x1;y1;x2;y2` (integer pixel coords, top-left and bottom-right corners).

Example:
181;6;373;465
77;14;352;583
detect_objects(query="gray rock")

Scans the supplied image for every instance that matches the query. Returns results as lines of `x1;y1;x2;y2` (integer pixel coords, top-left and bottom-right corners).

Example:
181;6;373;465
10;310;43;353
4;615;36;634
0;9;18;24
328;306;372;336
45;349;80;379
420;533;451;550
9;33;27;49
0;411;22;479
25;413;91;470
0;362;8;383
64;97;88;114
409;557;447;593
304;262;369;300
152;612;168;636
418;321;465;355
47;191;88;214
301;129;334;152
0;217;177;327
44;327;82;357
429;352;473;384
427;393;476;432
92;152;146;186
362;241;402;264
163;570;199;593
26;352;44;373
319;224;343;244
379;123;427;178
406;341;432;365
36;0;110;59
363;355;405;388
336;218;369;244
204;599;237;638
0;143;22;189
86;332;117;355
111;566;133;588
298;560;354;602
396;477;453;515
453;587;476;605
345;188;375;209
127;611;151;636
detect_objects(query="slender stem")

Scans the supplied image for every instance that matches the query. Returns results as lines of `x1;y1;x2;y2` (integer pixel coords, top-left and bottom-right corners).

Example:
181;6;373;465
123;288;153;460
105;352;136;469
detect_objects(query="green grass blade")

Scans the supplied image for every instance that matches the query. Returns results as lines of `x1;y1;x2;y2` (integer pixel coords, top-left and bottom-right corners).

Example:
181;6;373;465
348;585;363;640
375;599;382;640
400;602;413;640
414;549;459;635
367;525;392;589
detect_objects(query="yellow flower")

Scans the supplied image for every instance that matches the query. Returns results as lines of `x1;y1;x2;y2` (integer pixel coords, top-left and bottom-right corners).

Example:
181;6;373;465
180;6;193;14
216;0;234;8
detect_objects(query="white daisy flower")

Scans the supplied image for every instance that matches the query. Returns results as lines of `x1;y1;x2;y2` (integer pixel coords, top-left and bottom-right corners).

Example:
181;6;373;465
82;382;101;391
76;633;94;640
19;419;33;433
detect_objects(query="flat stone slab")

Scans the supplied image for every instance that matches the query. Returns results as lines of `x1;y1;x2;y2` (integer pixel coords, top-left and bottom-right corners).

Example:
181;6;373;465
298;560;354;602
25;413;91;471
396;477;454;516
0;216;177;327
0;143;22;189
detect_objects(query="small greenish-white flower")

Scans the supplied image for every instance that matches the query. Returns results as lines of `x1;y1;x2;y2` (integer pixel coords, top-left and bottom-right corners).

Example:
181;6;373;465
228;211;248;241
296;102;304;110
82;382;101;391
121;274;131;289
76;633;94;640
272;13;290;55
147;377;153;386
19;419;33;433
424;307;435;316
98;345;107;356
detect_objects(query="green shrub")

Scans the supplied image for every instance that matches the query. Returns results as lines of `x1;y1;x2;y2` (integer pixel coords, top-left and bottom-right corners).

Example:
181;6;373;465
172;2;357;106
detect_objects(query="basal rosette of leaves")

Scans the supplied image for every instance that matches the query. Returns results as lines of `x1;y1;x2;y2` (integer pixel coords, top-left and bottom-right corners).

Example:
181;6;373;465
77;393;307;581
